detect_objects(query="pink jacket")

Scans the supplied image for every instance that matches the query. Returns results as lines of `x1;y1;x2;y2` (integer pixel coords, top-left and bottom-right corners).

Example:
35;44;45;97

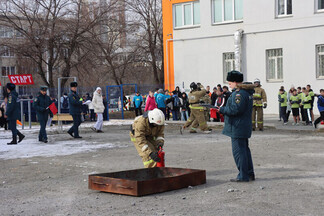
145;96;157;111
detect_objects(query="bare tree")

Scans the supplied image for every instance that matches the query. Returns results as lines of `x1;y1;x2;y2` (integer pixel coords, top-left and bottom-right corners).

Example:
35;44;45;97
126;0;164;85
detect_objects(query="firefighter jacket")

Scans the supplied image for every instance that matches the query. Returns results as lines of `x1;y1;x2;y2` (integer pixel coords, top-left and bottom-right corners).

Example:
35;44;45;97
131;115;164;156
253;86;267;106
220;84;254;139
188;87;206;110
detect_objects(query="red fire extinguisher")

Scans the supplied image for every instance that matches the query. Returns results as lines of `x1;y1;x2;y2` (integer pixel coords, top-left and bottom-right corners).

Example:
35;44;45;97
157;147;165;167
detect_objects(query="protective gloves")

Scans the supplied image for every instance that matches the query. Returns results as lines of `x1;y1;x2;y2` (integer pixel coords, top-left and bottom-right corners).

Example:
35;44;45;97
263;103;267;109
149;152;161;162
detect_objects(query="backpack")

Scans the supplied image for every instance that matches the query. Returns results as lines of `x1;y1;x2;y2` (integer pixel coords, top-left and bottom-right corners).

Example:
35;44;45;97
172;95;180;107
62;97;68;109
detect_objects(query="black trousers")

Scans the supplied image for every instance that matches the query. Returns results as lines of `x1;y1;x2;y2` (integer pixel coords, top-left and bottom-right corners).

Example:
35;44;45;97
68;114;81;137
135;107;142;116
304;108;312;124
39;119;48;141
280;107;288;123
314;111;324;125
8;119;17;137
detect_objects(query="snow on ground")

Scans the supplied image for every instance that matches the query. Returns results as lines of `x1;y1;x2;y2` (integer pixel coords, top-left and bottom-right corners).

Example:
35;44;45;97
0;131;127;160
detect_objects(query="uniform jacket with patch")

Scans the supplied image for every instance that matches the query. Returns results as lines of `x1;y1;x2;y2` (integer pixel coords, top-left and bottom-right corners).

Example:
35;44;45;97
132;115;164;155
68;90;82;115
188;87;207;108
253;86;267;106
33;93;53;121
220;84;254;139
5;90;20;121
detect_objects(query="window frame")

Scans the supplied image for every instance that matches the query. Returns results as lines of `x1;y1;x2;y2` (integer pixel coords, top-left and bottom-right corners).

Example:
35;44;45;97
211;0;243;25
223;52;235;83
316;44;324;79
1;66;16;77
173;1;200;29
266;48;283;82
276;0;293;18
315;0;324;13
0;46;14;57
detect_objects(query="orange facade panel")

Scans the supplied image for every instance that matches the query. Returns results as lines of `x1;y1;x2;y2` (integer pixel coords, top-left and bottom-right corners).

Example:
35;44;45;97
162;0;197;90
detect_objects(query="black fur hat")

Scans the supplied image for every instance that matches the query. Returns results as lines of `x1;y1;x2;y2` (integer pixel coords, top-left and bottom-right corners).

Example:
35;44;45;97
40;86;48;91
6;83;15;91
226;70;243;82
70;82;78;87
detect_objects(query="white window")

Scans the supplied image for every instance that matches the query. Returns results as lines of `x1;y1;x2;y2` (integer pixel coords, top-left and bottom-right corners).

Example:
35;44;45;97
317;0;324;11
277;0;292;16
0;26;14;38
316;44;324;78
266;49;283;81
223;52;235;83
212;0;243;24
174;1;200;28
1;66;15;77
0;46;14;57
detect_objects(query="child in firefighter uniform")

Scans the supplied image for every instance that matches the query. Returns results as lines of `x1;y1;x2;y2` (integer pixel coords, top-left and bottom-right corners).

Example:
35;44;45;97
252;78;267;131
130;108;165;168
181;82;211;134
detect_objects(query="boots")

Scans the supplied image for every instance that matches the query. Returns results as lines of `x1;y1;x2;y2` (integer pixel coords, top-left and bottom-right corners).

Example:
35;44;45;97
17;131;25;143
7;136;17;145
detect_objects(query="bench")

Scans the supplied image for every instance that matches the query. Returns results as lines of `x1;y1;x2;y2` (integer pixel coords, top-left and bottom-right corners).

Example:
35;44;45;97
52;113;73;121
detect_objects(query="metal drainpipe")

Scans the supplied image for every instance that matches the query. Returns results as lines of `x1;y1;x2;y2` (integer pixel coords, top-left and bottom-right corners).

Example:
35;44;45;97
165;37;173;90
234;29;244;72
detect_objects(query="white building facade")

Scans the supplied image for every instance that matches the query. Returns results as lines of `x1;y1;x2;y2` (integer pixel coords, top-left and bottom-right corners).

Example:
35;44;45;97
163;0;324;114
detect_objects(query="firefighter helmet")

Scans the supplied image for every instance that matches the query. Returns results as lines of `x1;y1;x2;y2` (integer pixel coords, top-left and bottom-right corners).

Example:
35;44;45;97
190;82;198;90
254;78;261;84
148;108;165;125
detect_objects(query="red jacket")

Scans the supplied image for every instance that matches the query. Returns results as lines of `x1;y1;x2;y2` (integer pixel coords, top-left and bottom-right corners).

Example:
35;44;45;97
144;96;157;111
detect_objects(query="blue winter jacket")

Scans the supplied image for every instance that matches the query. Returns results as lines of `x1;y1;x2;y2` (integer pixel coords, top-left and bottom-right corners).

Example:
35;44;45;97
68;90;82;115
220;84;254;139
317;95;324;112
133;95;143;108
156;93;167;108
6;90;20;121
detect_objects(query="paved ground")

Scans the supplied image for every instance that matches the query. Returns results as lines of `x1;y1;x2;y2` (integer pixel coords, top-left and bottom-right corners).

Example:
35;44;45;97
0;117;324;216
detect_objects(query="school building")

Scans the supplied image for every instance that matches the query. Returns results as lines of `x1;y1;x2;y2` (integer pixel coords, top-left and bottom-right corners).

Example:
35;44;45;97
162;0;324;114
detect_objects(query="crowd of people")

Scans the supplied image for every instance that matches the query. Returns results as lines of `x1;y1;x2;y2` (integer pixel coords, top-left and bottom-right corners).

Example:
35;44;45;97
278;84;324;128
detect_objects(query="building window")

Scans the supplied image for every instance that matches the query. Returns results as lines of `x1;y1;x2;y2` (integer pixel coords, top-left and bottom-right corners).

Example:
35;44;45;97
316;44;324;78
277;0;292;16
266;49;283;81
223;52;235;83
0;46;14;57
1;66;15;77
317;0;324;11
174;1;200;28
0;26;14;38
212;0;243;24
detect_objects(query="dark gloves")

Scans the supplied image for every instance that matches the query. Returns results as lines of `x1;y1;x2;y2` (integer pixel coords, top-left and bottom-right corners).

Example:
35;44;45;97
156;140;164;149
263;103;267;109
149;152;161;162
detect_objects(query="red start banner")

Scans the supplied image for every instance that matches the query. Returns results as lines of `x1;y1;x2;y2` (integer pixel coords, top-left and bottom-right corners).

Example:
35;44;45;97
8;74;34;85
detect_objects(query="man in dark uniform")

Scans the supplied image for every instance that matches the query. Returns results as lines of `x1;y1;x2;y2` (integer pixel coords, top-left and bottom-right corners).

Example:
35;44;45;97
33;86;53;143
218;71;255;182
5;83;25;145
67;82;83;138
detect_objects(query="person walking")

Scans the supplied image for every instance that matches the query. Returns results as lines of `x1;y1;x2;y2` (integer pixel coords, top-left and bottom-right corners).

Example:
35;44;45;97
218;71;255;182
144;91;157;112
314;89;324;128
133;92;143;116
5;83;25;145
33;86;53;143
67;82;83;138
91;87;105;133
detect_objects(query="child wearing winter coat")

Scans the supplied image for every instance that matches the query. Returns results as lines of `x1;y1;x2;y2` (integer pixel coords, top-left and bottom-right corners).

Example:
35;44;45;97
144;91;157;112
91;87;105;132
314;89;324;128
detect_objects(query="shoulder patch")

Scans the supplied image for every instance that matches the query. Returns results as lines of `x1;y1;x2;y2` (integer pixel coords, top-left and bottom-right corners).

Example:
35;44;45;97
35;98;38;102
235;94;241;104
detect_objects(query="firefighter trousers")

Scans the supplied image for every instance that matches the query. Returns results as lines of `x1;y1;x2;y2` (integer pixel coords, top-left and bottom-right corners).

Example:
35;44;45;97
184;108;208;131
130;132;157;168
252;106;263;129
